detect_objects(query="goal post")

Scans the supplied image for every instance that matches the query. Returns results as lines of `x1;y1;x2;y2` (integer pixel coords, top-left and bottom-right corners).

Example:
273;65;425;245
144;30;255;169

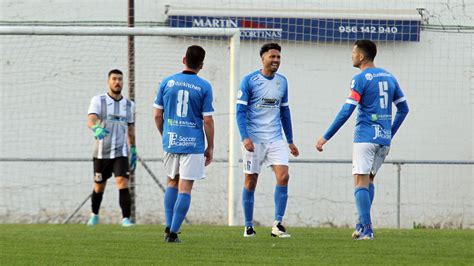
0;26;240;37
0;26;241;225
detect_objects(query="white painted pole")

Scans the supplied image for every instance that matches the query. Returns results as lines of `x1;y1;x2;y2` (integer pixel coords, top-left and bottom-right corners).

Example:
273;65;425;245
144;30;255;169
0;26;239;37
228;30;240;226
396;163;402;229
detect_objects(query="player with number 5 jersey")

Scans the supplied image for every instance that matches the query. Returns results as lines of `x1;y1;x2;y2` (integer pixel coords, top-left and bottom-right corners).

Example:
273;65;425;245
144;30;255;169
316;40;409;240
344;67;406;146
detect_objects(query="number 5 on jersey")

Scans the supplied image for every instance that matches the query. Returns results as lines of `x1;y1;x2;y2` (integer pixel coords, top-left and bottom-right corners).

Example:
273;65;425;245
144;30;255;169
378;81;388;109
177;89;189;117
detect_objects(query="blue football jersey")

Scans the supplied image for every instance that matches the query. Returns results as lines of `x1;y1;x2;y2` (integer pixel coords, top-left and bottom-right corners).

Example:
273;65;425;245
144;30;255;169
153;71;214;153
237;70;289;143
347;68;406;146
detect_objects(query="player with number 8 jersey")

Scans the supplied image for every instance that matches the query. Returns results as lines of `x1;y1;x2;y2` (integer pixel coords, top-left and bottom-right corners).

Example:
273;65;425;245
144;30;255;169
154;72;213;154
153;45;214;243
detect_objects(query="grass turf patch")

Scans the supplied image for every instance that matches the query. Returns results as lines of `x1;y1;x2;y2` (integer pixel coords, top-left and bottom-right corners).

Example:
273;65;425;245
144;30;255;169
0;224;472;265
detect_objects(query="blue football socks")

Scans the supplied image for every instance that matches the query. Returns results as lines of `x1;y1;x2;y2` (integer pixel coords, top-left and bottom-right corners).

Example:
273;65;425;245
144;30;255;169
170;193;191;234
242;187;255;227
164;187;178;228
274;185;288;222
354;187;371;225
368;183;375;205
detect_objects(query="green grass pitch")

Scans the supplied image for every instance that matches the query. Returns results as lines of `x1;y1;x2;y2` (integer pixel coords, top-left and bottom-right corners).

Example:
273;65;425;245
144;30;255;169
0;224;472;265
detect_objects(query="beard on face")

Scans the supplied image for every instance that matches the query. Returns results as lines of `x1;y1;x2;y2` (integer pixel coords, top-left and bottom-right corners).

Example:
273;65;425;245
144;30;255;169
110;85;122;94
352;59;361;68
269;62;279;72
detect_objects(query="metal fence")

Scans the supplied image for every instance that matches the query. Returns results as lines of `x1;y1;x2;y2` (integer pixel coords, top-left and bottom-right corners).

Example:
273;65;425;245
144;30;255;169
1;157;472;228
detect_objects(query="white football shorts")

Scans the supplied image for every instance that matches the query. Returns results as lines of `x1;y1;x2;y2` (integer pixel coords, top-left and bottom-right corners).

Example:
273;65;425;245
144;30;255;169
352;143;390;175
241;139;289;174
163;152;205;180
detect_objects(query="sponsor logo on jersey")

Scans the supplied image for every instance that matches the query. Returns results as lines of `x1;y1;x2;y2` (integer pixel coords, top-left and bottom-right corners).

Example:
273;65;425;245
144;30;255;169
167;132;198;148
168;132;178;148
237;90;243;98
351;79;356;89
107;114;128;123
167;119;197;128
373;72;392;78
173;81;202;91
275;81;286;98
371;114;392;121
372;125;391;140
256;98;280;109
167;80;175;87
365;72;392;81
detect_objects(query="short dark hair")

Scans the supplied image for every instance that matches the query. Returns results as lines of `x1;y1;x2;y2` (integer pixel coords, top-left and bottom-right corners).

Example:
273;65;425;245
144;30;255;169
260;43;281;57
108;69;123;77
185;45;206;69
354;40;377;61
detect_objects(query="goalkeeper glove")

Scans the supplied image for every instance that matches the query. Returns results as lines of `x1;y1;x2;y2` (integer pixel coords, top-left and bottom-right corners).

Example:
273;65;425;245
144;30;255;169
92;125;110;140
130;145;137;171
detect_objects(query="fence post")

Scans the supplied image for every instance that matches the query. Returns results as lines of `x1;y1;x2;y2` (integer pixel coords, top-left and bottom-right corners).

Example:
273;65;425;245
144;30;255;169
396;163;402;229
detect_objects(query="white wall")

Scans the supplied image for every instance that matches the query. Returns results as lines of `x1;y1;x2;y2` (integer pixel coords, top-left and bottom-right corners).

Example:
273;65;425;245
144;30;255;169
0;0;472;228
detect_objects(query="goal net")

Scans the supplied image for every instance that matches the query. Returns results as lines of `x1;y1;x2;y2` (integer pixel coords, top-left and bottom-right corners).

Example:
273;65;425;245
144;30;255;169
0;27;240;225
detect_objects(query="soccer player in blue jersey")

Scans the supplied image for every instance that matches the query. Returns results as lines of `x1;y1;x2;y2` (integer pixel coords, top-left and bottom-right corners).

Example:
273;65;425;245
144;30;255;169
316;40;409;240
153;45;214;243
236;43;299;238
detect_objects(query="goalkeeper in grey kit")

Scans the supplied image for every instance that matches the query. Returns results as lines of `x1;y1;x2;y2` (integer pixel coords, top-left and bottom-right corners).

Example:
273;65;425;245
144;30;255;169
86;69;138;227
